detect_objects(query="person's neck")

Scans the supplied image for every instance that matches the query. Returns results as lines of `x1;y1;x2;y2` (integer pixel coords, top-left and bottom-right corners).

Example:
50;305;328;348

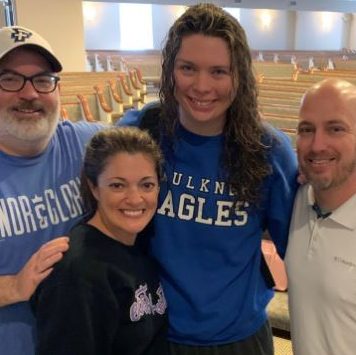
314;177;356;212
0;137;50;157
87;214;137;246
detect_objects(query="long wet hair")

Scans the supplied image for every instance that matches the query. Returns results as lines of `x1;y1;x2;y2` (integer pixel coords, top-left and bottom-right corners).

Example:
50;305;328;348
80;127;163;216
159;3;272;204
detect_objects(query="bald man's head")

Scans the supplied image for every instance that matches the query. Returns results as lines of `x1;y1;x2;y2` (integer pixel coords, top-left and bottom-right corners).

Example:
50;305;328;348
301;79;356;116
297;79;356;195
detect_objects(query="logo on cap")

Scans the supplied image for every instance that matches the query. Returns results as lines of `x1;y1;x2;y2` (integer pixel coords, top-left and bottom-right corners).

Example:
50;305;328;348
11;28;32;42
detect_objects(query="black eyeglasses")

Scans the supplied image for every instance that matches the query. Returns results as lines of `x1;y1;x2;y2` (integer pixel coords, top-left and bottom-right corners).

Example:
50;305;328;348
0;71;60;93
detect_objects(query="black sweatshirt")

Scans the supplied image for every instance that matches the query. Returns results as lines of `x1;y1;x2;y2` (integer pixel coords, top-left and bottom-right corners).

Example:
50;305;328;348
31;223;168;355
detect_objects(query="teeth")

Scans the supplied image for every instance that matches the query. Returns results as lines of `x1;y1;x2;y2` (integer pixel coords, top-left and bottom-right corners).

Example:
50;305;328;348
310;158;333;164
17;108;38;113
192;99;211;106
122;210;144;217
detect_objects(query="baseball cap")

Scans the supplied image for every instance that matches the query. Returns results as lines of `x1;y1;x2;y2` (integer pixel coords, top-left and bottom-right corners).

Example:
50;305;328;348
0;26;62;72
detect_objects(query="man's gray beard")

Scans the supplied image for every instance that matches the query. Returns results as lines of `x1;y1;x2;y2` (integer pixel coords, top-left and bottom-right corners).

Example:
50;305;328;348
0;106;59;143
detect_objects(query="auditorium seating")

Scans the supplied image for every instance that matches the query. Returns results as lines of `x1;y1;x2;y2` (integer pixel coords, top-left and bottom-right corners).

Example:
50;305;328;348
57;58;356;161
59;71;149;123
253;62;297;80
59;53;356;150
86;50;162;89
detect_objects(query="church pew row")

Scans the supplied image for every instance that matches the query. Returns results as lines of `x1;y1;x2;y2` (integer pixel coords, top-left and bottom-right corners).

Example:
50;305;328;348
60;70;146;109
253;62;297;81
58;70;152;123
86;50;162;88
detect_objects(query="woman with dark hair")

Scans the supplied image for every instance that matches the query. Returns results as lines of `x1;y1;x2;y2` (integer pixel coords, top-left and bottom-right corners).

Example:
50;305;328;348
31;127;168;355
120;3;298;354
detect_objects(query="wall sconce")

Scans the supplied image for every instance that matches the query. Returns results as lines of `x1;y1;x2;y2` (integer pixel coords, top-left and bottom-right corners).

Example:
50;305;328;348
261;12;271;30
82;2;97;23
321;12;332;32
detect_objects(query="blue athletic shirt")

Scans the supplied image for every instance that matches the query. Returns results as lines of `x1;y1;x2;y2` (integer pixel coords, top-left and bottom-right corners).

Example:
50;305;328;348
119;103;298;345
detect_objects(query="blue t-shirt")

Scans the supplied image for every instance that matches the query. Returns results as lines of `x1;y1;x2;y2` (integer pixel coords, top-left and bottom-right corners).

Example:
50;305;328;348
119;103;298;345
0;120;103;355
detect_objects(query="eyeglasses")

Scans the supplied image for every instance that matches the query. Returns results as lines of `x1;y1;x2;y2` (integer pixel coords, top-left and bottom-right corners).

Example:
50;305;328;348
0;71;60;93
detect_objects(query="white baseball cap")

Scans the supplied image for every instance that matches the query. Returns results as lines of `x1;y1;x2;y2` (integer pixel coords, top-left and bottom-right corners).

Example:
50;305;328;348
0;26;62;72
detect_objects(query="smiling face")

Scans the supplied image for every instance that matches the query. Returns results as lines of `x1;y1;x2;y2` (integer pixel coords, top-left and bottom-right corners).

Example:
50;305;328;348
297;82;356;195
0;47;60;156
173;34;234;136
89;152;159;246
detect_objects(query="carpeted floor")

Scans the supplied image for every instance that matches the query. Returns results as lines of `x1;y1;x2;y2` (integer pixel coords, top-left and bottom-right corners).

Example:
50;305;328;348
274;336;293;355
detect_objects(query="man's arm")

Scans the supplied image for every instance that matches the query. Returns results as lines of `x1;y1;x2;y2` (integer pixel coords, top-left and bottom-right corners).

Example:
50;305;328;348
0;237;69;307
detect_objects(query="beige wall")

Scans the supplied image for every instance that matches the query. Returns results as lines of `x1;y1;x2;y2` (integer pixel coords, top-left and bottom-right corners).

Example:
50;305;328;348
14;0;86;71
